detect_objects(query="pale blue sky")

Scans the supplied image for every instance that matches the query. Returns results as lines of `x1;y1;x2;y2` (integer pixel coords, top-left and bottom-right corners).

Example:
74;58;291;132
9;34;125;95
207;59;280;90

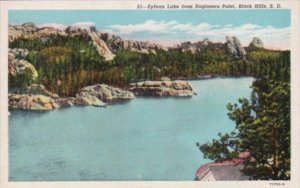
9;10;291;49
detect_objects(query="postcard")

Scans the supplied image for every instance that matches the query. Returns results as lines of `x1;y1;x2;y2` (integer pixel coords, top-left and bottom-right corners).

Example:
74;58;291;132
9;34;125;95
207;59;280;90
0;0;300;187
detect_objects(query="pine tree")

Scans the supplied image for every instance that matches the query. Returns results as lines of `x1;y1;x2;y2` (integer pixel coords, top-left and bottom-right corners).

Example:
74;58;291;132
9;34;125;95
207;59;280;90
197;77;290;180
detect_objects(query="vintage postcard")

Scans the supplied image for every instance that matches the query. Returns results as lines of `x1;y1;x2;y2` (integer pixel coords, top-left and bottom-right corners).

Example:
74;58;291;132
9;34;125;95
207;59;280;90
0;0;300;187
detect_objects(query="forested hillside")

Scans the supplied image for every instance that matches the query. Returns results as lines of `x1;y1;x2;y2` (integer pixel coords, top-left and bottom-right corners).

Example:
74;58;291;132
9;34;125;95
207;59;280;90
9;34;290;97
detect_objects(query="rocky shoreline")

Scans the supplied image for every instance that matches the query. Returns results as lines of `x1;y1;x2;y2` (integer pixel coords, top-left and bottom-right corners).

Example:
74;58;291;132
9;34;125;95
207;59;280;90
129;80;195;97
9;79;196;111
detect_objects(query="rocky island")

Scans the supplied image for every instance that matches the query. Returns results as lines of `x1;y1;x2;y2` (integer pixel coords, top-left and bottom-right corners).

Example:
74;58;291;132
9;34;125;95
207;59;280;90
129;80;195;97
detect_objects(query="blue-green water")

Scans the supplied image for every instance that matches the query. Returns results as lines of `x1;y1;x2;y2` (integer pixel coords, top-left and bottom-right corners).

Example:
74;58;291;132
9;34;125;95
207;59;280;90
9;78;253;181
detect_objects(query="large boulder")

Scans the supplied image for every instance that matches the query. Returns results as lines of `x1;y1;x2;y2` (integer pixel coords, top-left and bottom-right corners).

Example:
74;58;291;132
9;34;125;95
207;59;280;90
88;31;115;61
74;92;106;107
178;41;197;54
78;84;135;102
9;23;65;42
9;94;59;111
55;97;75;107
8;22;38;42
65;25;91;35
65;26;115;61
249;37;264;48
8;51;38;79
226;36;246;58
37;26;66;38
9;48;29;59
160;76;171;81
129;80;195;97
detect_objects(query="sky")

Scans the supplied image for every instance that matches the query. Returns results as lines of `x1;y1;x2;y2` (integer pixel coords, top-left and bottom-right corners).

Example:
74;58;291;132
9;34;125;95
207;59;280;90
9;10;291;50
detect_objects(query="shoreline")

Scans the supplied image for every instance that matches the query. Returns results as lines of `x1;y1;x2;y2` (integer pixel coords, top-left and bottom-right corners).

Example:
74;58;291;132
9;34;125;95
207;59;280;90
8;77;255;113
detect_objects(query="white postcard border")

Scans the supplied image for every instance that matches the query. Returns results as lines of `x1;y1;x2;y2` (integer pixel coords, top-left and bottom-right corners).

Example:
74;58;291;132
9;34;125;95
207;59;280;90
1;1;299;188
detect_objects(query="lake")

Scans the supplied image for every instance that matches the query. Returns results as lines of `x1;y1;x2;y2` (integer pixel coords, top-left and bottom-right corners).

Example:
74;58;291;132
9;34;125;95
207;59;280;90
9;77;254;181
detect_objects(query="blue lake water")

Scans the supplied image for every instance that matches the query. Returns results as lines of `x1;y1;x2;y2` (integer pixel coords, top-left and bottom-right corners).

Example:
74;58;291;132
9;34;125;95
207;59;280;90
9;77;254;181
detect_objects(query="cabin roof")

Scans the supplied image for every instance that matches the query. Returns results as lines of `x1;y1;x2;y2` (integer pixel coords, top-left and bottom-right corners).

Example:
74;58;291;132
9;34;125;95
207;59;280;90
195;152;251;180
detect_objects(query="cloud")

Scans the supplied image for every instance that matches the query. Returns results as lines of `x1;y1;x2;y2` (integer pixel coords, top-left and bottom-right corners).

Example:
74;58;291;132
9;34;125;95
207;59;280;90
108;20;177;34
106;20;290;49
37;21;96;31
36;20;290;50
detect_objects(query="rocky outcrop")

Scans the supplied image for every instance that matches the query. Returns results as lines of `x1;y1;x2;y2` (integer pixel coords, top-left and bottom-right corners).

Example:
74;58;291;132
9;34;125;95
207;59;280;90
65;25;91;36
8;83;135;110
65;26;115;61
9;48;29;59
88;32;115;61
226;36;246;58
9;22;37;42
78;84;135;102
9;23;115;61
55;97;75;107
9;22;170;60
179;42;197;54
8;51;38;79
176;38;224;54
37;26;66;38
160;76;171;81
23;84;59;98
99;33;168;54
129;80;195;97
249;37;264;48
9;94;59;111
9;23;65;42
74;92;106;107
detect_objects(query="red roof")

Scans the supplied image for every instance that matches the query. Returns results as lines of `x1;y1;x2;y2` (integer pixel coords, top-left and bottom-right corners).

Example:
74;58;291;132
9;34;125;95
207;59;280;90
196;151;251;177
196;158;243;177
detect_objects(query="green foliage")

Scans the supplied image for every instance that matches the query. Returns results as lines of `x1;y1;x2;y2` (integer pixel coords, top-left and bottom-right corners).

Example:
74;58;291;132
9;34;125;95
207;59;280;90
9;68;34;90
197;77;290;180
10;35;290;98
10;35;108;96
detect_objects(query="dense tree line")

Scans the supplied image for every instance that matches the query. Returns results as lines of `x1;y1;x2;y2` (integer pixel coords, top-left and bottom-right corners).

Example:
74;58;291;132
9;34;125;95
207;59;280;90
9;35;290;97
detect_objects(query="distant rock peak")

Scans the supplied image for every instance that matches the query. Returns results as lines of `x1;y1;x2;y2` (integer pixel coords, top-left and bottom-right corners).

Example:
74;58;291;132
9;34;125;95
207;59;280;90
226;36;246;59
249;37;264;48
10;22;265;61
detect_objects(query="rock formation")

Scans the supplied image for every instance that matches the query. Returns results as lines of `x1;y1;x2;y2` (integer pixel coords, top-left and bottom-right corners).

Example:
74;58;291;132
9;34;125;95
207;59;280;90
160;76;171;81
176;38;224;54
21;84;59;98
9;48;29;59
8;82;136;110
226;36;246;58
8;50;38;79
78;84;135;102
9;22;66;42
10;22;266;62
99;32;168;54
179;42;197;54
9;94;59;111
37;26;66;38
249;37;264;48
9;22;170;61
55;97;75;107
129;80;195;97
88;31;115;61
9;23;115;61
74;92;106;107
64;25;115;61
